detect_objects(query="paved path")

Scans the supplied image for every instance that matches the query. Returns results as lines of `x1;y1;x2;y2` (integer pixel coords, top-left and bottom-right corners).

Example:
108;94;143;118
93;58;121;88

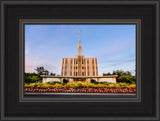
25;92;135;95
25;92;136;97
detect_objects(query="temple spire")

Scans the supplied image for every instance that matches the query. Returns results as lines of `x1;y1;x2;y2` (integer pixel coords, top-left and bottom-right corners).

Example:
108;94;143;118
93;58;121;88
77;29;82;55
79;29;81;45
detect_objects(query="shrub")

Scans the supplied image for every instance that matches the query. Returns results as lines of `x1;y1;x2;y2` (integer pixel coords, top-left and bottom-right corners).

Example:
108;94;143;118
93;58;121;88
47;81;61;85
24;73;41;84
25;81;136;90
52;83;64;89
94;81;99;84
118;75;136;84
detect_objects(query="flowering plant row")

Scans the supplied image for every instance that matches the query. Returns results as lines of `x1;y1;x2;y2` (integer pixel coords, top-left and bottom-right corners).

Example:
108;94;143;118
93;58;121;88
25;82;136;89
25;88;136;93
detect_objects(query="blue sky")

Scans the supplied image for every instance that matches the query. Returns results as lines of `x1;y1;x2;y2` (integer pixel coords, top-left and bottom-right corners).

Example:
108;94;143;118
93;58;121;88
25;24;136;76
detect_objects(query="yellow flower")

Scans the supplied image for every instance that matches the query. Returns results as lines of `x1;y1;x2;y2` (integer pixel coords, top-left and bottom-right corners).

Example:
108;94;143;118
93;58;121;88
52;83;64;89
25;83;34;88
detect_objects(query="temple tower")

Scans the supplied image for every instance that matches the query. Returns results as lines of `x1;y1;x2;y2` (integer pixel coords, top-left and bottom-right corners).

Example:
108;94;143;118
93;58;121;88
61;30;98;77
77;30;82;56
77;30;83;76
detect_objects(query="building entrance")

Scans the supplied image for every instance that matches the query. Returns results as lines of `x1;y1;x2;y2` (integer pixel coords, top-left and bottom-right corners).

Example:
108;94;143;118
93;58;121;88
74;78;86;82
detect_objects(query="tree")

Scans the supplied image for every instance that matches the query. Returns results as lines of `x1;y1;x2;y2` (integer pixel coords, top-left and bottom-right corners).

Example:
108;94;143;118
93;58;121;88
112;70;132;76
113;70;125;76
31;75;41;82
125;71;132;76
43;70;49;75
50;73;56;76
103;72;111;76
118;75;136;84
35;66;49;75
103;70;135;84
35;67;44;75
24;75;31;84
24;73;41;84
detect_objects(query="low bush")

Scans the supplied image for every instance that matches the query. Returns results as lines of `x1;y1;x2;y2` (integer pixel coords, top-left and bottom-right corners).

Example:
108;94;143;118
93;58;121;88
47;81;62;85
25;82;136;90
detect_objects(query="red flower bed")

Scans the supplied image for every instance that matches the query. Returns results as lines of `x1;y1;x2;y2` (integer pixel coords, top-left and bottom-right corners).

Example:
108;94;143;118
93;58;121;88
25;88;136;93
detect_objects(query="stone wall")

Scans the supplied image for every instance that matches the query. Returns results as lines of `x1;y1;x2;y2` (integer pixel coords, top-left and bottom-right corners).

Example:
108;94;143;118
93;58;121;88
42;76;117;83
42;77;61;83
98;78;116;83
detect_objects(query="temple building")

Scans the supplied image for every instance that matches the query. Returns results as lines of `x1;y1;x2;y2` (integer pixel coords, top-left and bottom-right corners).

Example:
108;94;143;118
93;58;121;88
61;30;98;77
41;30;118;83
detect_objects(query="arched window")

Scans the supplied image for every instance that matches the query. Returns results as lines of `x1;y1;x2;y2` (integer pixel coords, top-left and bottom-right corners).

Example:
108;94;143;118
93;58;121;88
91;79;96;83
63;79;68;84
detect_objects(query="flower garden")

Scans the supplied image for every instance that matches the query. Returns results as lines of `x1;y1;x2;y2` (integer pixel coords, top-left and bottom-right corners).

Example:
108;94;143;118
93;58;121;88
25;82;136;94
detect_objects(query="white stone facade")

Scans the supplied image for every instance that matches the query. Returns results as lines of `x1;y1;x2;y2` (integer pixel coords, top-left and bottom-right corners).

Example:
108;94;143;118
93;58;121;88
41;75;117;83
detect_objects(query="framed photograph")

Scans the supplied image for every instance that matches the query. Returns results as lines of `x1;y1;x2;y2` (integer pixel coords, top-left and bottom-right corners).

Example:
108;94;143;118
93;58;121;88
20;19;140;102
1;0;159;120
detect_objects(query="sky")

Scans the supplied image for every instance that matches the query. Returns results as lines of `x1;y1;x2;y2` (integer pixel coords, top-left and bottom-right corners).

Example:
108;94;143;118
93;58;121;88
25;24;136;76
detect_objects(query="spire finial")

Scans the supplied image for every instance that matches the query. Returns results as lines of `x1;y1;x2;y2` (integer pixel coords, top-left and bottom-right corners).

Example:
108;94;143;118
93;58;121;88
77;29;82;55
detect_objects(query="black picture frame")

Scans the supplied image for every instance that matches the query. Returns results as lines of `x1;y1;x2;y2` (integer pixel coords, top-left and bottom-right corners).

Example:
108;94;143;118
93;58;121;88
0;0;159;120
